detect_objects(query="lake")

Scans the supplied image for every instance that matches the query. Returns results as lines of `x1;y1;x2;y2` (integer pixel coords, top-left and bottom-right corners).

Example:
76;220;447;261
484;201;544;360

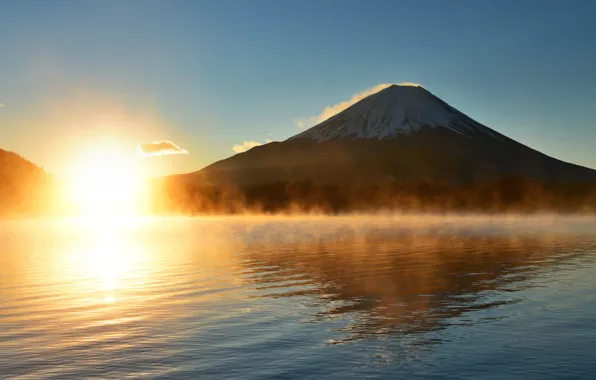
2;215;596;379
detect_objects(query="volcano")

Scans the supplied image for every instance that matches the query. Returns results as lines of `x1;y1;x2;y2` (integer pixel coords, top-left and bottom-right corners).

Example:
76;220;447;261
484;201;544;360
186;84;596;187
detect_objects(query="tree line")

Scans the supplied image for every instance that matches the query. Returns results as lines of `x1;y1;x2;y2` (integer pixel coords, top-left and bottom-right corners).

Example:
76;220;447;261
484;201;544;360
149;176;596;215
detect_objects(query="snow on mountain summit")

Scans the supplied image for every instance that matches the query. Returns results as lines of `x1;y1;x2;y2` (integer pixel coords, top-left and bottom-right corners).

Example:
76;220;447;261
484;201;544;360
289;84;501;141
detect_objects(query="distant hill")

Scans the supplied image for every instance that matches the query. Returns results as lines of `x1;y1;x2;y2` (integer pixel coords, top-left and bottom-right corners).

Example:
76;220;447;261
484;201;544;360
153;85;596;214
0;149;54;216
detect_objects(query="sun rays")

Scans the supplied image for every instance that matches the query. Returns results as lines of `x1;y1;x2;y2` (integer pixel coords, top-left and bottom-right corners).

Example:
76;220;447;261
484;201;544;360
65;140;145;218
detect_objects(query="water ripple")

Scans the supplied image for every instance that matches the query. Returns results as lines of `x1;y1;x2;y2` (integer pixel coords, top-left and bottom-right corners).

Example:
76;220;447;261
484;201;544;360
2;216;596;379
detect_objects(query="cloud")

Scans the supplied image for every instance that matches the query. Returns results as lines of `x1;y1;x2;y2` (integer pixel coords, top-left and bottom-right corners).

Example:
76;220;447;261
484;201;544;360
0;103;5;108
232;140;262;153
295;117;315;130
296;82;424;129
137;140;188;157
231;137;278;153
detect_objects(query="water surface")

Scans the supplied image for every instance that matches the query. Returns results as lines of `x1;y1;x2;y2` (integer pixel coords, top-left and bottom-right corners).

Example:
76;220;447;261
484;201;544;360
1;215;596;379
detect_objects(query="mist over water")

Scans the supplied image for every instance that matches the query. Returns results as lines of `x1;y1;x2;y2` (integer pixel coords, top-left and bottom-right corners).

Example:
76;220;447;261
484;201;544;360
2;214;596;379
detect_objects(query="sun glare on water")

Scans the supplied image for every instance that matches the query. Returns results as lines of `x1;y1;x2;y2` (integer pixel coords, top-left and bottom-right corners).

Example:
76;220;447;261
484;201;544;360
67;141;145;218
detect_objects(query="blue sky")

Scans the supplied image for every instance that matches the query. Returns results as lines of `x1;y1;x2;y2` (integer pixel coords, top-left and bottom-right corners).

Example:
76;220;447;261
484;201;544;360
1;0;595;177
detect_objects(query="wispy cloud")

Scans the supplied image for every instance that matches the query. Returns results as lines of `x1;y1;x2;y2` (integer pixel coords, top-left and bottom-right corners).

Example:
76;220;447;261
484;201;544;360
398;82;424;88
232;140;263;153
296;82;423;129
295;117;313;130
0;103;5;108
137;140;188;157
232;136;277;153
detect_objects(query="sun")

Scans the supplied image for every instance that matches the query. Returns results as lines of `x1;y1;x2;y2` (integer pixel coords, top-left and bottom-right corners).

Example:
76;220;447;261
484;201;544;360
66;141;144;217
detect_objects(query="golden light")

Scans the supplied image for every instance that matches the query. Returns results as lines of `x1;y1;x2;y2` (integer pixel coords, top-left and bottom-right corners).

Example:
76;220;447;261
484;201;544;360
85;229;142;304
61;220;150;307
65;140;146;217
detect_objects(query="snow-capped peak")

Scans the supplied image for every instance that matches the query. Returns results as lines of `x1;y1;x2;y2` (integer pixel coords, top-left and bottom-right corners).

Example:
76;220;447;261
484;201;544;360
289;85;500;141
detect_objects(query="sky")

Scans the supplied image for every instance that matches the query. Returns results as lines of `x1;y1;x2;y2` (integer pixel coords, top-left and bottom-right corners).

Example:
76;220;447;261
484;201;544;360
1;0;596;178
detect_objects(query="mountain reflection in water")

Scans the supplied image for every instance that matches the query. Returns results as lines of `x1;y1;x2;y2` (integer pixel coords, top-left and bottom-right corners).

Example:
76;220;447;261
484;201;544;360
240;232;592;345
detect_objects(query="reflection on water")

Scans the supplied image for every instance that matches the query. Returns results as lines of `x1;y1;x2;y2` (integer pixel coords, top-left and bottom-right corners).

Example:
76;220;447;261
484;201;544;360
241;234;591;345
2;215;596;379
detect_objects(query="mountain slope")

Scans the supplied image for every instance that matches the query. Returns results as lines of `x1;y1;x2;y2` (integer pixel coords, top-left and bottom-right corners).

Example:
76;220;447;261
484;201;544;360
187;84;596;187
0;149;54;215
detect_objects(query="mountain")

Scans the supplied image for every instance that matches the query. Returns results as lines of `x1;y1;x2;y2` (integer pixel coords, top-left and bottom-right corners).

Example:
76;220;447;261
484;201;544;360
289;84;502;142
150;85;596;213
0;149;54;215
187;84;596;187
